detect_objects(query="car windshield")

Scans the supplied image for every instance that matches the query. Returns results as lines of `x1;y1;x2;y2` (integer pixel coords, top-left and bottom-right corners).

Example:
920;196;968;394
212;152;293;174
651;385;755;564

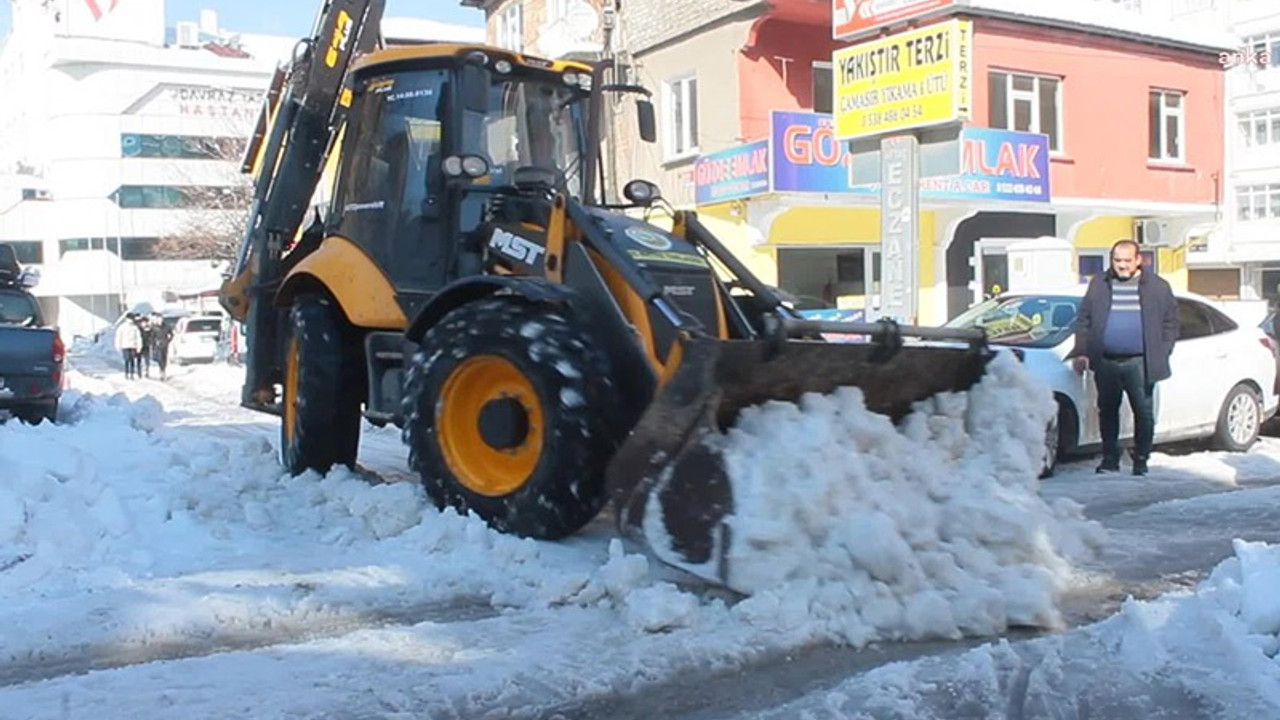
946;295;1080;348
0;289;38;326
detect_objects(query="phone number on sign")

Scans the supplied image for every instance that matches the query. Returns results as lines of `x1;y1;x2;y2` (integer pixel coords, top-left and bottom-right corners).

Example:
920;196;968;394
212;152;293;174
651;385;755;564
860;104;926;128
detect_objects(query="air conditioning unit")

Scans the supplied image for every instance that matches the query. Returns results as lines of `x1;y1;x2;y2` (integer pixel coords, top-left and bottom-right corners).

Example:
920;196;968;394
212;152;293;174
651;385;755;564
177;21;200;48
1134;218;1165;245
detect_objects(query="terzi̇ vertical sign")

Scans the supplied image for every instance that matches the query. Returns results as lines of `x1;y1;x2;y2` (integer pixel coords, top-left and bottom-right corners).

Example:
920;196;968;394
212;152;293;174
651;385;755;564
879;135;919;322
833;19;972;141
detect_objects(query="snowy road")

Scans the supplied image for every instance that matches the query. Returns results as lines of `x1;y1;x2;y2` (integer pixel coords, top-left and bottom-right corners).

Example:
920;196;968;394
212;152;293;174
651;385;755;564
0;348;1278;718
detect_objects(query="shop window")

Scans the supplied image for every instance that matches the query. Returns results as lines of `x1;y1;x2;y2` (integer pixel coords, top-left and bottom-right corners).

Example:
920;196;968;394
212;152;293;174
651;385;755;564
1236;184;1280;221
1261;269;1280;301
1078;253;1105;282
663;74;699;160
812;62;832;114
778;247;879;309
0;241;43;265
1148;89;1185;162
988;71;1061;151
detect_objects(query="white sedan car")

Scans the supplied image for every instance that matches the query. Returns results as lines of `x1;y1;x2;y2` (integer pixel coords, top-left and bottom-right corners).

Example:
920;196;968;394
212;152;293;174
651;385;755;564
945;287;1279;475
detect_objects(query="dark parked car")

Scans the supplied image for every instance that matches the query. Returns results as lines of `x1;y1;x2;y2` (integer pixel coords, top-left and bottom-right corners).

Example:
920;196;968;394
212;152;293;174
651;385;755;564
0;245;63;424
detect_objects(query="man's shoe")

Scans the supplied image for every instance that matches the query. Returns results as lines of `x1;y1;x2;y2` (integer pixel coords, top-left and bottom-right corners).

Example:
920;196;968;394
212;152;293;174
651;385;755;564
1132;460;1148;476
1096;461;1121;474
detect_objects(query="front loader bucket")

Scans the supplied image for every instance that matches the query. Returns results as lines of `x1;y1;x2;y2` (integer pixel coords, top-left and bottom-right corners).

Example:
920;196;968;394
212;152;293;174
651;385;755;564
606;327;994;589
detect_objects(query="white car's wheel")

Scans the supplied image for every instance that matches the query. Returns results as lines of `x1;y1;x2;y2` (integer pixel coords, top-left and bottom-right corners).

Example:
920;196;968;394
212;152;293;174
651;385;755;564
1213;383;1261;452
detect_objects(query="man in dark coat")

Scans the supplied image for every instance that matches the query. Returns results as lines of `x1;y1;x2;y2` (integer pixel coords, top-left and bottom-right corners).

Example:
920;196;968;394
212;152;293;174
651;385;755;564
1068;240;1179;475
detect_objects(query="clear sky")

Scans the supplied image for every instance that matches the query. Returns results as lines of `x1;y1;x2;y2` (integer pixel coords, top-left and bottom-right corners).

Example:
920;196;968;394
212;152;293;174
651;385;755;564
0;0;483;41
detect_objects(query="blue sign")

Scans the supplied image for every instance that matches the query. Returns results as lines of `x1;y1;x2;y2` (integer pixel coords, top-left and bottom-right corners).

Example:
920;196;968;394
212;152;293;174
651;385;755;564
694;140;770;205
798;308;869;344
769;111;1051;202
771;111;852;194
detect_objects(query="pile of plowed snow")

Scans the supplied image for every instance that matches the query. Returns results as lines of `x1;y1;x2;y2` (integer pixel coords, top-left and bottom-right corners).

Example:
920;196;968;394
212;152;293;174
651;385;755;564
716;351;1105;645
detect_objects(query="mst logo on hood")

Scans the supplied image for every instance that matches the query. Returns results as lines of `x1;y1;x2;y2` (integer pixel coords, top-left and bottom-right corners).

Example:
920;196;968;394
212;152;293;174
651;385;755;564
489;228;546;265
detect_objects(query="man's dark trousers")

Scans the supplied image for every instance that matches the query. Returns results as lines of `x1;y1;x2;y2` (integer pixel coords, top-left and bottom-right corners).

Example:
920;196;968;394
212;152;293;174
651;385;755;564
1096;355;1154;465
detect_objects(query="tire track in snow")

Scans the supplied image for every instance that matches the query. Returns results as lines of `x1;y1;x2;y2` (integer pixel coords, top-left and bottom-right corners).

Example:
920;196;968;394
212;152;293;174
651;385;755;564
0;596;497;688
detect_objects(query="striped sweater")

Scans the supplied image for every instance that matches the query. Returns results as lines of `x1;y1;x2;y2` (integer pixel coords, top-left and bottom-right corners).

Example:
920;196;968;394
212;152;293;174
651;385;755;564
1102;276;1144;356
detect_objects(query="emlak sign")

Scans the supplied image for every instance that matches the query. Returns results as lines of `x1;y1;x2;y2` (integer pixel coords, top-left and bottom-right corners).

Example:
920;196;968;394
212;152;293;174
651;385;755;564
833;0;955;40
769;111;1050;202
693;141;770;205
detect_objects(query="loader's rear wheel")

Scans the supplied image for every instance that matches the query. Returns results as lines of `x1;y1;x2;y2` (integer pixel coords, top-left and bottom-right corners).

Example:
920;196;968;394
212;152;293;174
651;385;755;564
281;295;362;476
404;298;625;540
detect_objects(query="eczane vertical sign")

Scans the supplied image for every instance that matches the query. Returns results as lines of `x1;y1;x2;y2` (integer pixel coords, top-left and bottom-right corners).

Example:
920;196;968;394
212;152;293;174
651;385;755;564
879;135;919;322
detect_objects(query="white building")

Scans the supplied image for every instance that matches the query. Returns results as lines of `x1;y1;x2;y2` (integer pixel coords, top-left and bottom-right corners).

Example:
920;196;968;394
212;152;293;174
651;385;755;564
0;1;484;340
1111;0;1280;303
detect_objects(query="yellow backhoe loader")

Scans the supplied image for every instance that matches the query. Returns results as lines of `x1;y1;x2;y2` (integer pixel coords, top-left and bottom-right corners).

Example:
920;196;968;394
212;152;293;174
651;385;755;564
219;0;992;588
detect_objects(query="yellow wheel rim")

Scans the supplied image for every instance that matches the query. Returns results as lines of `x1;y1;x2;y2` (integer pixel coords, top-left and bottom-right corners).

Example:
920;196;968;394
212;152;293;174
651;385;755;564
283;335;300;447
437;355;544;497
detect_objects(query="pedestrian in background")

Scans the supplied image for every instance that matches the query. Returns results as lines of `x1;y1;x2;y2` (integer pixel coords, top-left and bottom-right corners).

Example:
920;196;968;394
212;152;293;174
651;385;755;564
150;313;173;380
115;313;142;380
1068;240;1179;476
135;315;153;378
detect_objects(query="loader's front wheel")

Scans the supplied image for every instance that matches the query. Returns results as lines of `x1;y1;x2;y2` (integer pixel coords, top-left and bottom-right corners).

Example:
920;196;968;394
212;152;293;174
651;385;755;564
403;298;625;540
281;295;363;476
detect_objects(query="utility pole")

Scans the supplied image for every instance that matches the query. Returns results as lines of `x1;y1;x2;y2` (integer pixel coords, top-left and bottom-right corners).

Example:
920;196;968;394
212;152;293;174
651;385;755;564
601;0;619;204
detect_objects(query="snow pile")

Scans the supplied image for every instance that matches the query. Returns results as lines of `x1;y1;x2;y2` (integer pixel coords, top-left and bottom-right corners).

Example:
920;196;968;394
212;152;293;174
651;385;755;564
719;352;1104;645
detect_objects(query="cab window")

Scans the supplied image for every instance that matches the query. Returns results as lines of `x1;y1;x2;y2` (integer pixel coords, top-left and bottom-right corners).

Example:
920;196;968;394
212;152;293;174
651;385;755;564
332;70;449;291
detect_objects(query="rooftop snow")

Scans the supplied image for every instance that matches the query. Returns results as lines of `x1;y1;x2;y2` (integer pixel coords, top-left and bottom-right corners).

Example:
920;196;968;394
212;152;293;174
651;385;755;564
957;0;1238;52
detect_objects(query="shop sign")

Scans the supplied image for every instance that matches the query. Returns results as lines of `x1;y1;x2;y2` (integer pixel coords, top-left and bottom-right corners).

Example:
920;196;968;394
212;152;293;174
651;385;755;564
770;111;1050;202
124;84;266;125
833;19;972;141
833;0;956;40
693;141;771;205
879;135;919;322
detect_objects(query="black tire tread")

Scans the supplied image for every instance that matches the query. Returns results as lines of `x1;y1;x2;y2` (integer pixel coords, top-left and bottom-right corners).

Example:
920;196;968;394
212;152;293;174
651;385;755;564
282;295;363;475
402;297;625;539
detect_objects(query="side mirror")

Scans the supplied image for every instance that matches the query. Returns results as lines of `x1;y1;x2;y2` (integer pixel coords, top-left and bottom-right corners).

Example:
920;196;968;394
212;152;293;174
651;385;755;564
461;63;490;114
636;99;656;143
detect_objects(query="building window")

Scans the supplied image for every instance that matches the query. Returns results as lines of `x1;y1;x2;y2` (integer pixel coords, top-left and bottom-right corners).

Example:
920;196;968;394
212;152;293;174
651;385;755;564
121;238;159;260
497;2;523;52
1244;31;1280;68
1238;108;1280;147
663;74;698;160
1148;89;1185;162
58;238;125;258
1236;184;1280;221
0;241;43;265
549;0;569;23
109;185;248;209
988;71;1061;151
121;134;247;160
812;62;832;114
